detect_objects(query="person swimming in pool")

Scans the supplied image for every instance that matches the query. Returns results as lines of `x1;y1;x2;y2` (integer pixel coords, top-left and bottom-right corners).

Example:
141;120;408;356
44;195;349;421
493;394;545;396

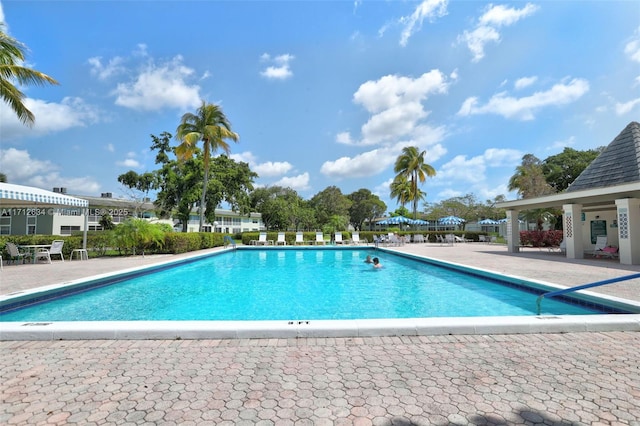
364;255;373;264
372;257;382;268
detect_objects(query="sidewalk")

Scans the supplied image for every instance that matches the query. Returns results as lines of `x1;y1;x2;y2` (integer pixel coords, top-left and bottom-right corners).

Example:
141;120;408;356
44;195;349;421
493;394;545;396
1;243;639;424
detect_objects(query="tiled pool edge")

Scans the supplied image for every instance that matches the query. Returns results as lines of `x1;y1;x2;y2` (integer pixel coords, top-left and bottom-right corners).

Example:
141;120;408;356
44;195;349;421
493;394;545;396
1;315;639;340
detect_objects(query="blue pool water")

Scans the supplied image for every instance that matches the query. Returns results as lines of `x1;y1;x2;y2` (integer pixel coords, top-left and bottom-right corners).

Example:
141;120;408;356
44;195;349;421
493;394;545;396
1;249;606;321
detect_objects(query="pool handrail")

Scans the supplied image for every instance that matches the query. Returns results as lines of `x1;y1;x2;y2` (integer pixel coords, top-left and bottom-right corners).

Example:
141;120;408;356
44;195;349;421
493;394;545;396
223;236;237;248
536;272;640;315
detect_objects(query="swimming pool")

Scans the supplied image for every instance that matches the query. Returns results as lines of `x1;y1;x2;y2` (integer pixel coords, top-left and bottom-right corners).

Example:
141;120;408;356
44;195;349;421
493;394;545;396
2;247;639;340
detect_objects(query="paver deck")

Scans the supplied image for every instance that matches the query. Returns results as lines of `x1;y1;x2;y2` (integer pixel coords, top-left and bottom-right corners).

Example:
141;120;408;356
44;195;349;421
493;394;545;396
1;243;639;424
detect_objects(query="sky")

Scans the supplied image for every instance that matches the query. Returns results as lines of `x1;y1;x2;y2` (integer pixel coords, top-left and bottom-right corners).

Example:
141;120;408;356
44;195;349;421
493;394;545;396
1;0;639;213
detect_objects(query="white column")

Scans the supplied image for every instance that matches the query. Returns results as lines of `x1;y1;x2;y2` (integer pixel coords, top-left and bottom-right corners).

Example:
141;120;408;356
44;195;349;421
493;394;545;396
615;198;640;265
505;209;520;253
563;204;583;259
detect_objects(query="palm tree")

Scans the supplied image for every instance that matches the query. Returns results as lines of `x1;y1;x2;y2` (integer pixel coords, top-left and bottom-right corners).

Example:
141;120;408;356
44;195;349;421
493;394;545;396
175;101;239;232
393;146;436;219
389;175;411;209
0;26;58;126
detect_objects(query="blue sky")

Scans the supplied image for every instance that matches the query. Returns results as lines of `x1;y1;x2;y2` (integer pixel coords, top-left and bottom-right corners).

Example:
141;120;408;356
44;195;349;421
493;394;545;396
1;0;639;212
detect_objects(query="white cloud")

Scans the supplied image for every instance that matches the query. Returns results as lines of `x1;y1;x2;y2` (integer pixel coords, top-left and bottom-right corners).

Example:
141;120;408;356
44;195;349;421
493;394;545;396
346;71;450;146
88;56;126;80
106;144;115;152
478;3;539;27
230;151;293;177
112;55;201;111
253;161;293;177
354;70;449;113
321;148;394;179
116;152;141;168
547;136;575;151
434;148;522;185
457;26;500;63
273;172;310;191
116;158;141;168
0;148;100;193
399;0;448;47
0;97;101;140
260;53;294;80
514;76;537;90
457;78;589;120
321;141;446;180
458;3;539;62
624;27;640;63
615;98;640;115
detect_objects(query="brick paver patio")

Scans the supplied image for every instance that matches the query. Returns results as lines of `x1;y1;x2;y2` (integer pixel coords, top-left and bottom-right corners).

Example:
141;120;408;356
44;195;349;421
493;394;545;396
1;243;639;424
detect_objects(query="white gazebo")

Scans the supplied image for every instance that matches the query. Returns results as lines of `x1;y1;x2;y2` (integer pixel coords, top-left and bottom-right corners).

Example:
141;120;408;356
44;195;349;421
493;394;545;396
0;182;90;249
497;122;640;265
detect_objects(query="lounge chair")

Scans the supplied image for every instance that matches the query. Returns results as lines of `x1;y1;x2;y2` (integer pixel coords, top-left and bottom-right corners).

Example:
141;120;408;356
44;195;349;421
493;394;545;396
255;232;273;246
35;240;65;263
334;232;345;245
295;232;305;245
314;232;326;245
444;234;455;245
5;242;32;264
351;232;362;245
275;232;287;246
590;235;608;257
413;234;424;243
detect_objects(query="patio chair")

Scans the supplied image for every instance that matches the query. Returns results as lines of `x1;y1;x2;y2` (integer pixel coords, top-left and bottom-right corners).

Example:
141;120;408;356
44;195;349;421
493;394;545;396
445;234;456;245
295;232;305;245
334;232;345;245
35;240;65;263
5;242;32;264
314;232;326;245
275;232;287;246
255;232;273;246
413;234;424;243
350;232;361;245
590;236;608;257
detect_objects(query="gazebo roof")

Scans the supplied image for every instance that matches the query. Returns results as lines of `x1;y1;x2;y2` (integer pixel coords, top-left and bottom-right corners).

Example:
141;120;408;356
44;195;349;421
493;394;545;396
498;121;640;210
567;121;640;192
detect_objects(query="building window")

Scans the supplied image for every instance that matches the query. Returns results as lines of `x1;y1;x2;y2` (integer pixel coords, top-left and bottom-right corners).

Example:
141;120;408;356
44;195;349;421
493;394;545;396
60;226;81;235
0;213;10;235
27;215;37;235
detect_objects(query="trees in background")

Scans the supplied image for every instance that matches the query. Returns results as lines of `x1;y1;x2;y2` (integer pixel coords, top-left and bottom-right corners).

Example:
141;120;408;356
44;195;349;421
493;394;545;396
249;186;313;231
542;147;603;192
393;146;436;219
118;131;255;232
508;154;555;199
347;189;386;231
175;102;239;232
308;186;352;231
0;25;58;126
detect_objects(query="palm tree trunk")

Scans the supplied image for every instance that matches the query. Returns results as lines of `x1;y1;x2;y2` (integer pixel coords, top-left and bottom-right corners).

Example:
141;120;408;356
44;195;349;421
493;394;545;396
199;166;209;232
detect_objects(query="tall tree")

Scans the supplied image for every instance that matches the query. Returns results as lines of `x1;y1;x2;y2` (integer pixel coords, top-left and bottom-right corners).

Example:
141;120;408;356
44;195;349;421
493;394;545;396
542;147;603;191
309;186;352;228
393;146;436;219
250;186;309;231
508;154;555;199
175;101;239;232
0;26;59;126
389;175;411;210
348;188;387;231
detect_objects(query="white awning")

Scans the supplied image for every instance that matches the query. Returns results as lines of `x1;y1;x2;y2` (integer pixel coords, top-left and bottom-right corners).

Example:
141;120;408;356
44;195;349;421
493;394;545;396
0;183;88;208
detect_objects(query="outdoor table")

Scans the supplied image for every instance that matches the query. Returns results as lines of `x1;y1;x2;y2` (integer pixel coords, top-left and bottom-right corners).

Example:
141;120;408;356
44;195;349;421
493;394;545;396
18;244;51;263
